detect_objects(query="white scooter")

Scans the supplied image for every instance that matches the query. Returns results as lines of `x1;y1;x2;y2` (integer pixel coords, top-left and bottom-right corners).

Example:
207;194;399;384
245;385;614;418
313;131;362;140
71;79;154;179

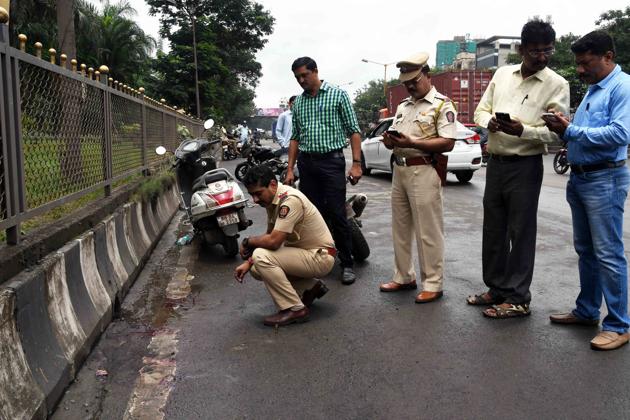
156;119;251;256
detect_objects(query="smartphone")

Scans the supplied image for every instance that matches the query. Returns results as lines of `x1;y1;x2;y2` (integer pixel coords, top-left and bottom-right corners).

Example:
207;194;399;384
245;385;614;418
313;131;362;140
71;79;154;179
495;112;511;122
542;112;557;120
387;129;401;137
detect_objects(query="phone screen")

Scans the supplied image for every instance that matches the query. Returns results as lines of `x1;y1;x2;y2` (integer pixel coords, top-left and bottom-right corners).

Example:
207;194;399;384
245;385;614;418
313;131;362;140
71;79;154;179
387;129;401;137
496;112;511;122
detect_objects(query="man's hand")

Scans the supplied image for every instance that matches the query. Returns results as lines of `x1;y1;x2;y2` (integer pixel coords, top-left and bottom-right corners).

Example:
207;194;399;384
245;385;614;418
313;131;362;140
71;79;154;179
381;133;394;149
496;118;524;137
283;168;295;186
234;261;251;283
239;238;253;259
387;131;415;148
348;163;362;185
542;111;570;138
487;117;500;133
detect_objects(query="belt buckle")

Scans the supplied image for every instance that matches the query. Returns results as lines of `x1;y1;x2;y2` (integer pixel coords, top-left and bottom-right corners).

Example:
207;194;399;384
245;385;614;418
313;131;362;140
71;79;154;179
395;156;406;166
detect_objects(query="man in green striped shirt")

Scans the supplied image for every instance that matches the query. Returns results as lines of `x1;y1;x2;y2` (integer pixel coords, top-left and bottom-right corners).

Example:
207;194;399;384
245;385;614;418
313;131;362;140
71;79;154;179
284;57;363;285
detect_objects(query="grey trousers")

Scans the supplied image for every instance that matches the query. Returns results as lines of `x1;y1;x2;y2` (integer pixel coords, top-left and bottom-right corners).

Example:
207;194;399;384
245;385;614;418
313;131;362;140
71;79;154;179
482;154;543;304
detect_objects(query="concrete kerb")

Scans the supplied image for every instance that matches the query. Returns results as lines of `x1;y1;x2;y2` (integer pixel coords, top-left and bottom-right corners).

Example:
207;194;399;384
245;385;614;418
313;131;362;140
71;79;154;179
0;289;46;420
130;202;151;257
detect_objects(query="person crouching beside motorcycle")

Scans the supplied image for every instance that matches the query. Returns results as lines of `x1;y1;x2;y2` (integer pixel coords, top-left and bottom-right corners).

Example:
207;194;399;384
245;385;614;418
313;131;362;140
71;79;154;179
234;164;336;327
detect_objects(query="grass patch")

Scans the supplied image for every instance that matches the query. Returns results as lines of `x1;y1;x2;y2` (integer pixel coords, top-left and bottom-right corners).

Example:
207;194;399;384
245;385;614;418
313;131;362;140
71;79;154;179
133;171;176;203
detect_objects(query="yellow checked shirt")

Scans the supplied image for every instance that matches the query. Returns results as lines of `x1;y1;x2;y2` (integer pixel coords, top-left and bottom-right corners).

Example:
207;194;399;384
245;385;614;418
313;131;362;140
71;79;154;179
474;64;570;156
266;184;334;250
390;87;458;158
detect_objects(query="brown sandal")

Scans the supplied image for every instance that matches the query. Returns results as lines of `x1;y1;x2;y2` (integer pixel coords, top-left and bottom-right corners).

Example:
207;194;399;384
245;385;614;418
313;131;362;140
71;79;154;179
483;303;531;319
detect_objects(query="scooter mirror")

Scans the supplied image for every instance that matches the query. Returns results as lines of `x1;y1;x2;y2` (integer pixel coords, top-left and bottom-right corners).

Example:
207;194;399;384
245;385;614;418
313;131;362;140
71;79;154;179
204;119;215;130
155;146;167;155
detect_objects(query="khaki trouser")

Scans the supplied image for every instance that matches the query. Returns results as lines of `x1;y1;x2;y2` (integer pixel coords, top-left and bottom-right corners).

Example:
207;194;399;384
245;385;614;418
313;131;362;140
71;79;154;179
391;164;444;292
250;246;335;310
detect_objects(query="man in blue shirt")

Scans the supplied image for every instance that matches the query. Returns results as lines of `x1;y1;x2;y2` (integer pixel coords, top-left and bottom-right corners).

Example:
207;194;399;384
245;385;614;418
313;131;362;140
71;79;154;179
274;95;295;157
544;31;630;351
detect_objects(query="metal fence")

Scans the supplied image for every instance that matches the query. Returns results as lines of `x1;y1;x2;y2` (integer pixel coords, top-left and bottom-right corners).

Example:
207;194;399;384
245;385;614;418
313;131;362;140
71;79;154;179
0;24;203;245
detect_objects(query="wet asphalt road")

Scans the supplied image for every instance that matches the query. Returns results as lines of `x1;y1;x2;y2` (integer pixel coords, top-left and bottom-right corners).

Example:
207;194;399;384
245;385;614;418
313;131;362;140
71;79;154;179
55;148;630;419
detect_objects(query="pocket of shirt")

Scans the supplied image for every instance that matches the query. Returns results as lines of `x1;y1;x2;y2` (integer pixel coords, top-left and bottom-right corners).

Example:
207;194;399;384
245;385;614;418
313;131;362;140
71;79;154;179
413;115;434;134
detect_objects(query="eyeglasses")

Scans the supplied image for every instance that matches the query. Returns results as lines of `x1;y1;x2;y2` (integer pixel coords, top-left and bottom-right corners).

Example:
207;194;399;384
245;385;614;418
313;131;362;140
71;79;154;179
526;48;555;58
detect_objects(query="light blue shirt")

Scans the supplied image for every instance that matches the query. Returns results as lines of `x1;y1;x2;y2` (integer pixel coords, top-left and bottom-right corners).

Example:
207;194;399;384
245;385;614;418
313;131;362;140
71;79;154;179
275;110;292;148
565;65;630;165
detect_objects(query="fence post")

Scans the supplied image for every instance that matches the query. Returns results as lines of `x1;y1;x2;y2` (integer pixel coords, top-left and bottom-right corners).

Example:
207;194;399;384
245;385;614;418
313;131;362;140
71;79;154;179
99;65;113;197
1;11;26;245
139;87;148;176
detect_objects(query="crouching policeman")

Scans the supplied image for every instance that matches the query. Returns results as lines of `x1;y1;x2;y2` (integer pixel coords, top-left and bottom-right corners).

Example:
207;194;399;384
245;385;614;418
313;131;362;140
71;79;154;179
234;164;336;327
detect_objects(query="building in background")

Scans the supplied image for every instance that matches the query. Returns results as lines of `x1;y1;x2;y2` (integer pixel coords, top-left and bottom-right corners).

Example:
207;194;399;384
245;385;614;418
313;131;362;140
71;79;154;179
436;35;479;69
452;52;476;71
475;35;521;69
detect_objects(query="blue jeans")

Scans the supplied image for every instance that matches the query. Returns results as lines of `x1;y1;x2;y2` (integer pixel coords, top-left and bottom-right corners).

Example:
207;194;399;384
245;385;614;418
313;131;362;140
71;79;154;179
566;166;630;333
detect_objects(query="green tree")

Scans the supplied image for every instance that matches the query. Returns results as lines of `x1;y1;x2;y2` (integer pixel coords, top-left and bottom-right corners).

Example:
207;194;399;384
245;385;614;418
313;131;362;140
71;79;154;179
353;78;400;135
144;0;274;124
596;6;630;71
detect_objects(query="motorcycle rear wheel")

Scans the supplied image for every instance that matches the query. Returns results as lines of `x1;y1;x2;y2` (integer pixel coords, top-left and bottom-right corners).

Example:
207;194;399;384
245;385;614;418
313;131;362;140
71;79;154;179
235;162;251;181
553;151;569;174
350;218;370;262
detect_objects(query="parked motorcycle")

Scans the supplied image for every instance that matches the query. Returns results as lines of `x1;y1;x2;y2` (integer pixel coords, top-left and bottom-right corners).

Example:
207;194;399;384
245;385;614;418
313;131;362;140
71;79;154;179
553;142;569;174
156;119;252;256
235;144;288;181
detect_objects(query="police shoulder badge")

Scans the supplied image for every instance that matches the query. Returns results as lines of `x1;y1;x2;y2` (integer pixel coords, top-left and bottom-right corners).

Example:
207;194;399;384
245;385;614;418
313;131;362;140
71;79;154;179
278;205;290;219
446;111;455;123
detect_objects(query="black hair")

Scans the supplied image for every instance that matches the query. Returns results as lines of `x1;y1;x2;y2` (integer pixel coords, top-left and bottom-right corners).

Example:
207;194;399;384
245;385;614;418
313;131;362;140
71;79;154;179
289;95;297;103
421;64;431;74
243;164;277;188
571;30;616;58
291;57;317;72
521;19;556;46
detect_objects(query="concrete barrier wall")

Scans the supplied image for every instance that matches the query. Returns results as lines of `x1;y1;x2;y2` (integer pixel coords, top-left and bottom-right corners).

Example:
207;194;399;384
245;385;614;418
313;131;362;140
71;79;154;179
0;185;179;419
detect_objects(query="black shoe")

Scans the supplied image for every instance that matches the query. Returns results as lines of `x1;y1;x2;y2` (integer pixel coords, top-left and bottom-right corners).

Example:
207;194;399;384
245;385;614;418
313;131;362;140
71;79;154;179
341;267;356;285
301;280;329;307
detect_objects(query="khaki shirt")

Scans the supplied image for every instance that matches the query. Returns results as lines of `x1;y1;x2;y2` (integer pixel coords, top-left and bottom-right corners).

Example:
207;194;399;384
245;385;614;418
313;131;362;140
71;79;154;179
266;184;335;250
474;64;570;156
390;87;458;158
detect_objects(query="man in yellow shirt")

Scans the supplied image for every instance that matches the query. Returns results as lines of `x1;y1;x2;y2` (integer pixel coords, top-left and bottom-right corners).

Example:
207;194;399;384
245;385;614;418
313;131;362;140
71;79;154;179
468;19;570;318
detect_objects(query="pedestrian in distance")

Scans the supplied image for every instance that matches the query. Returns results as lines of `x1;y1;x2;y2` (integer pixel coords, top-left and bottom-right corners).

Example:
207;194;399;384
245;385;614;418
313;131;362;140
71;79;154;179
378;52;456;304
274;95;296;158
283;56;363;285
234;164;336;327
543;31;630;351
468;19;570;318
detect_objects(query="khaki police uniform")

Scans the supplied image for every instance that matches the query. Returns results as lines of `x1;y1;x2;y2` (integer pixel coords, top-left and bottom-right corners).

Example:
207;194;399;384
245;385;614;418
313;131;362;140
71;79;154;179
389;52;458;292
250;183;336;310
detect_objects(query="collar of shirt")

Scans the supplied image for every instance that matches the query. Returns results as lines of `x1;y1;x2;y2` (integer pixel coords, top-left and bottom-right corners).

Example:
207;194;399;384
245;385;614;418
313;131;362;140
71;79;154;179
592;64;621;91
272;183;289;206
513;64;551;82
406;86;437;105
303;80;330;97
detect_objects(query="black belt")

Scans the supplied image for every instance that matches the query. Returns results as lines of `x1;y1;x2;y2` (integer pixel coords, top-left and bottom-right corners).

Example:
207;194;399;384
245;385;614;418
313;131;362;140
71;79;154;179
299;149;344;160
571;160;625;174
489;154;541;162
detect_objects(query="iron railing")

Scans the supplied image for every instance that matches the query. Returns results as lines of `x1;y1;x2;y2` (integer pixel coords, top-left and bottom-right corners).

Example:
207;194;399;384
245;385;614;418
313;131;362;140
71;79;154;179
0;24;203;245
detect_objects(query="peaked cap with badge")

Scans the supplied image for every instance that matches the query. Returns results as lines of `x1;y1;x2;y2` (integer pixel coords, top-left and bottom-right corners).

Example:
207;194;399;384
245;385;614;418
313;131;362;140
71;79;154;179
397;52;429;82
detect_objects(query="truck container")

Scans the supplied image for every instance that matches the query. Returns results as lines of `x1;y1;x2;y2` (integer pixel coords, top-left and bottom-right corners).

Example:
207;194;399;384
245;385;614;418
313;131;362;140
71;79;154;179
385;70;493;124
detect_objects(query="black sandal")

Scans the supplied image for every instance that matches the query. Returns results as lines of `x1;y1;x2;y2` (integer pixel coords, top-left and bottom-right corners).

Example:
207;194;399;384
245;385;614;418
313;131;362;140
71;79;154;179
466;292;503;306
483;303;531;319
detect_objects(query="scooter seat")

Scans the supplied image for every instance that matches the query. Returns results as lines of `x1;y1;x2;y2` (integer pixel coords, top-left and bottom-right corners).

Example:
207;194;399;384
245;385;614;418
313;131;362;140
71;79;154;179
193;170;229;191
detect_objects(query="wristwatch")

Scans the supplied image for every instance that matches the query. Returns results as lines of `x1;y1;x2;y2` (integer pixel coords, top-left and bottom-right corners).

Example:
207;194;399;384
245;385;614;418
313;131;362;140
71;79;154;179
242;237;250;248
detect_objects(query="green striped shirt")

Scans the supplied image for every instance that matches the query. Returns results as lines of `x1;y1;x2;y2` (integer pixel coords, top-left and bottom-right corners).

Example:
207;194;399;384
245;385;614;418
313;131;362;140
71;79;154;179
291;81;361;153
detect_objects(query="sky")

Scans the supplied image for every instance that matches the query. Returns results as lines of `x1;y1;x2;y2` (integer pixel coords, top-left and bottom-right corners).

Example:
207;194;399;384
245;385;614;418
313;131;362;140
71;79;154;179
123;0;628;108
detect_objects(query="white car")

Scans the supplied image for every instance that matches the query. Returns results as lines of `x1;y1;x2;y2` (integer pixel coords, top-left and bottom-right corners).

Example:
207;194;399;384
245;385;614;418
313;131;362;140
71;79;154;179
361;117;482;183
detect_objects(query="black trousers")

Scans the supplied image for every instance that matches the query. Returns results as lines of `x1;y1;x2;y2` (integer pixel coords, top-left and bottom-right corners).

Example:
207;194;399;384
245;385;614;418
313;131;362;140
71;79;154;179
482;154;543;304
298;151;353;267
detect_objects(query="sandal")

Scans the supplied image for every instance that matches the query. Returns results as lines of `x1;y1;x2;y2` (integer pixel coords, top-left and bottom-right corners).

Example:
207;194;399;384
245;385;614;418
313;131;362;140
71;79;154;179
483;303;531;319
467;292;503;306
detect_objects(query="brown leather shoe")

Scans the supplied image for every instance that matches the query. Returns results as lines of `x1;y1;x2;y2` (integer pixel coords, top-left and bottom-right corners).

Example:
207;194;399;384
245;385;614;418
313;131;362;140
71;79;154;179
301;280;329;307
415;291;443;304
379;280;417;292
263;307;310;327
590;331;630;351
550;312;599;326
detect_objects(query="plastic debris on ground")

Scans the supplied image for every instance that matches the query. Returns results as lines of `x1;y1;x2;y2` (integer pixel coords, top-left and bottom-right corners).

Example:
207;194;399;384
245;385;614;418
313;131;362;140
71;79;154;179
176;233;194;246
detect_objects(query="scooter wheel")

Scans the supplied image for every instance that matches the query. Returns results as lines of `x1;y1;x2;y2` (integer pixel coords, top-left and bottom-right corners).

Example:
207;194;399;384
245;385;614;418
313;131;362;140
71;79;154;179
350;218;370;262
223;236;239;257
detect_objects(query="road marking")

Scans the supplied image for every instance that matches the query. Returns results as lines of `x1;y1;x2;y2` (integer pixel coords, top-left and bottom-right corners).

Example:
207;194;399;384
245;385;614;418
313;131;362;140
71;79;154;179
123;234;196;420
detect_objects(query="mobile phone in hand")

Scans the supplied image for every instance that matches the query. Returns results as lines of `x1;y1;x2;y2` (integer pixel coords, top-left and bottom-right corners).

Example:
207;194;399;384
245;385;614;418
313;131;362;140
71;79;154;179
387;129;401;137
541;112;557;121
495;112;511;122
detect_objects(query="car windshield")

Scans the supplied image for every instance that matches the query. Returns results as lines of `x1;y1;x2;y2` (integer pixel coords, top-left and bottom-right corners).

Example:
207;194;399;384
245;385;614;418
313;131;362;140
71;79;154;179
372;120;392;137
